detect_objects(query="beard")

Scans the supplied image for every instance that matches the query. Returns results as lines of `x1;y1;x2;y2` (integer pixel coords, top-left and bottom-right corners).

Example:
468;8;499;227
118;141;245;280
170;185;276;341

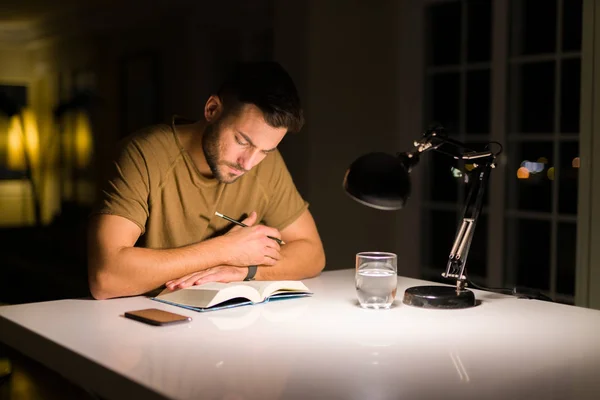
202;119;246;184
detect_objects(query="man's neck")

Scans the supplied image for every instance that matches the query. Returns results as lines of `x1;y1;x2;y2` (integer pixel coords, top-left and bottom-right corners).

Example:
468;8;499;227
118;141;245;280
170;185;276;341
180;120;213;178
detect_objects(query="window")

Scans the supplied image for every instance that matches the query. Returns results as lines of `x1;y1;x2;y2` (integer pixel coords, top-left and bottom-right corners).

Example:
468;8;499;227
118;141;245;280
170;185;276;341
421;0;582;304
421;0;493;285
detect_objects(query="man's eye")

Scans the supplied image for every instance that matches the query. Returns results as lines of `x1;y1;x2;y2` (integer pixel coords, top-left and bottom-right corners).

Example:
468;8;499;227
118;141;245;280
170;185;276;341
235;137;248;146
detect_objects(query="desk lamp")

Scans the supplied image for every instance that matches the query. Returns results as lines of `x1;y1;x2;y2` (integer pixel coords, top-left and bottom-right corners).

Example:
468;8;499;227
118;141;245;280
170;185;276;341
343;126;502;309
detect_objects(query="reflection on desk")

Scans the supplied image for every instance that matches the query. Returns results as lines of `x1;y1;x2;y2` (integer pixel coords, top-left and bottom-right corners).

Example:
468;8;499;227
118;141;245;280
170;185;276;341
1;269;600;400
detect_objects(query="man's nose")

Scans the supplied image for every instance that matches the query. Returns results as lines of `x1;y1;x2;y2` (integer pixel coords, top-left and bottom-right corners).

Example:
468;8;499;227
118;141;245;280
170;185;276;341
239;149;260;171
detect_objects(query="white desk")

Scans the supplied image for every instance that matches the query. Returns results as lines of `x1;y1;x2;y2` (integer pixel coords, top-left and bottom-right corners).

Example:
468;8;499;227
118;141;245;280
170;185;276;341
1;269;600;400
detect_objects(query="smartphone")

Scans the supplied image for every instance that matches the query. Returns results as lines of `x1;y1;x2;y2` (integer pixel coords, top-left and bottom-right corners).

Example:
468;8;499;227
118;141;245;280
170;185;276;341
124;308;192;326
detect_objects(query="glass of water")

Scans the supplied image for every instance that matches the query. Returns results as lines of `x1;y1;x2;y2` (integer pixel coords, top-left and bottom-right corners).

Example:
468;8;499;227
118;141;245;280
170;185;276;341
355;252;398;309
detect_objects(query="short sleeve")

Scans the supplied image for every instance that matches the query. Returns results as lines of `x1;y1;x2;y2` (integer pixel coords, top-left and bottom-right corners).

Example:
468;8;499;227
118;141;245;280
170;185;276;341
92;139;150;234
261;151;308;231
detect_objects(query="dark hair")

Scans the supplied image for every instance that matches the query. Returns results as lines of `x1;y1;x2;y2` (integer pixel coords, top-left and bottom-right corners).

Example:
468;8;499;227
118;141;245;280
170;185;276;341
217;62;304;132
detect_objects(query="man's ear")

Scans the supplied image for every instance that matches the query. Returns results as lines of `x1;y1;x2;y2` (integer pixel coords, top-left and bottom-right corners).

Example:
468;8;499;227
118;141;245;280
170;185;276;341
204;95;223;122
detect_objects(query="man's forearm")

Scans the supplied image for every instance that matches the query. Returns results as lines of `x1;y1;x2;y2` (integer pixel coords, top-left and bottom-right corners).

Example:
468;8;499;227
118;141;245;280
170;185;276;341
89;236;229;299
255;239;325;281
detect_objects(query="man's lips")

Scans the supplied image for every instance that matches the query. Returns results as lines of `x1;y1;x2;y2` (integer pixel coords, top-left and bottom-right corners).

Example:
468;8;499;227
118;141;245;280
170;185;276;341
228;166;243;175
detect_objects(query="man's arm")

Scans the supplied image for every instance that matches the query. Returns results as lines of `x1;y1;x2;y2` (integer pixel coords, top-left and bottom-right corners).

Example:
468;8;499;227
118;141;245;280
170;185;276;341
88;212;281;299
166;209;325;288
255;209;325;280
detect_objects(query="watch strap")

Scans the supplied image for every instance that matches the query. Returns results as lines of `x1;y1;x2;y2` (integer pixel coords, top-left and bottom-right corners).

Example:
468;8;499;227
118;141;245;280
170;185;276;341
244;265;257;281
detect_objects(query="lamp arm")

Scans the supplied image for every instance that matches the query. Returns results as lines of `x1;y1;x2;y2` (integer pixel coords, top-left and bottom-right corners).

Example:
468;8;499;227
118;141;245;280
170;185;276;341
408;129;494;160
442;160;494;290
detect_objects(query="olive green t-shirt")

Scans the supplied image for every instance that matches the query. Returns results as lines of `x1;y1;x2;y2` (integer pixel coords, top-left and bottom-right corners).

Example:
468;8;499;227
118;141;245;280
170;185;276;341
93;119;308;249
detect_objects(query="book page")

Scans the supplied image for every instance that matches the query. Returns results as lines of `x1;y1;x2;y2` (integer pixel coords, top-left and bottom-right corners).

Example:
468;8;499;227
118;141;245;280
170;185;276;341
156;286;221;309
157;283;260;308
155;281;310;308
235;281;311;300
210;284;261;307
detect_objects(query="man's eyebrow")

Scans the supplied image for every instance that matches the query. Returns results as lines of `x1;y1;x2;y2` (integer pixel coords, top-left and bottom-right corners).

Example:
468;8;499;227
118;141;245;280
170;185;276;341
237;131;277;153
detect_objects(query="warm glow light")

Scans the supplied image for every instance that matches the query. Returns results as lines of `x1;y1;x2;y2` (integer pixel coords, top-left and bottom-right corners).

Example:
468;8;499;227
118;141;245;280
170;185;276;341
7;116;24;170
537;157;548;164
517;167;529;179
572;157;580;168
7;109;39;170
74;110;93;169
464;164;475;172
547;167;555;180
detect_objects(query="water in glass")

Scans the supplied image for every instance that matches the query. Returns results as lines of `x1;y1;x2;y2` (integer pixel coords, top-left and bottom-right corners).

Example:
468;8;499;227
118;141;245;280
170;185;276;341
356;262;397;309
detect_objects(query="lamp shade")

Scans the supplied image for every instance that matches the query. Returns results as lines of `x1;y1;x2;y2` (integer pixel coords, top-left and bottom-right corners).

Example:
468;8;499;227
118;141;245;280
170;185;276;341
343;152;412;210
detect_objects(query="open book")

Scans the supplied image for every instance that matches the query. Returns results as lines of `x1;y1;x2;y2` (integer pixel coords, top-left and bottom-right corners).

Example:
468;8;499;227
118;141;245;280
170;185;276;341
151;280;312;312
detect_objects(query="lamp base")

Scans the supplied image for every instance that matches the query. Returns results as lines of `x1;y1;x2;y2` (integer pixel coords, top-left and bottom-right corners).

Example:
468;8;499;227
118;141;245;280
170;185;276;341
402;285;476;309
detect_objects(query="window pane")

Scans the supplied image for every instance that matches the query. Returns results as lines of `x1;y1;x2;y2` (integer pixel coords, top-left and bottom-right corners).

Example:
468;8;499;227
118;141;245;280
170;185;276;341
515;219;551;291
431;72;460;134
563;0;583;52
507;141;553;212
510;0;557;55
558;141;579;215
560;58;581;133
431;151;458;202
467;0;492;63
557;222;576;296
427;1;462;66
421;210;458;269
509;62;555;133
466;69;490;134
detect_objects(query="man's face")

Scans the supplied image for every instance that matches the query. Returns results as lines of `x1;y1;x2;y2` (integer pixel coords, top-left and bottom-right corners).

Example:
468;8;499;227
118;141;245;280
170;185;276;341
202;104;287;184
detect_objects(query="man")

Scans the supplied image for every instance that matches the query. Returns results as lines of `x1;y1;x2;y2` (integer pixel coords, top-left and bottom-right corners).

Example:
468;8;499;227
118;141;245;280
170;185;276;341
88;62;326;300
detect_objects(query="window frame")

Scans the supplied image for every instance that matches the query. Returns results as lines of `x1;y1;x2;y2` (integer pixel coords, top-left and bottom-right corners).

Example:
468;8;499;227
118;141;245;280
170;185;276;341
576;0;600;309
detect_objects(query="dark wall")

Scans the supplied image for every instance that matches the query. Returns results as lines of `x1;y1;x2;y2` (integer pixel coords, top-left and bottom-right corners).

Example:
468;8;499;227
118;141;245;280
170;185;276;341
274;0;423;274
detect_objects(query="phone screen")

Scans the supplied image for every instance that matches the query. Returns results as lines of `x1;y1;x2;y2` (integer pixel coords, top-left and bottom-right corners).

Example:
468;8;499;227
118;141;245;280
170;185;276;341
124;308;192;326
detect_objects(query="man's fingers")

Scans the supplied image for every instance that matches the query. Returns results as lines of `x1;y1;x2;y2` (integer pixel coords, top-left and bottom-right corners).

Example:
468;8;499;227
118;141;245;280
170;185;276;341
194;268;239;285
264;246;281;261
266;240;281;252
259;225;281;240
167;269;213;289
194;272;223;286
240;211;258;227
176;274;199;288
262;255;278;265
167;276;189;290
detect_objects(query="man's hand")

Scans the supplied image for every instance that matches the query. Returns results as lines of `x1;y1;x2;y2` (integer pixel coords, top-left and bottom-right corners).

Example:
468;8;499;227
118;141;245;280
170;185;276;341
165;265;249;290
220;211;282;266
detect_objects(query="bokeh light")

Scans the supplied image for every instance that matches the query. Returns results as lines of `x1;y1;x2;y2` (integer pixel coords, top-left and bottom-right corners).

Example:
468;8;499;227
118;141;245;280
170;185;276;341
517;167;530;179
547;167;555;180
451;167;463;179
520;160;545;173
572;157;580;168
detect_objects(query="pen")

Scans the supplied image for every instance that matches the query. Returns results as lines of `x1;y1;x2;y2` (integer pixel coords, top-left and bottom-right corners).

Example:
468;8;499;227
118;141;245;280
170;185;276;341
215;211;286;245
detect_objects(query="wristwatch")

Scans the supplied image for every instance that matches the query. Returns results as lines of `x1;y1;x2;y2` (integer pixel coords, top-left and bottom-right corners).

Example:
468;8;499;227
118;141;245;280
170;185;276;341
244;265;257;281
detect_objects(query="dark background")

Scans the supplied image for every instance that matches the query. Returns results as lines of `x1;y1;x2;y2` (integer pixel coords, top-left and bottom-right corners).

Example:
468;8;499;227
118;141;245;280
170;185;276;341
0;0;583;304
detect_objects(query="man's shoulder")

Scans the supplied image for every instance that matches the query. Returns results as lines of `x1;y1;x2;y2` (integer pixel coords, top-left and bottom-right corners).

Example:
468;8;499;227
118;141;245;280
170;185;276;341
119;123;179;159
123;123;174;147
